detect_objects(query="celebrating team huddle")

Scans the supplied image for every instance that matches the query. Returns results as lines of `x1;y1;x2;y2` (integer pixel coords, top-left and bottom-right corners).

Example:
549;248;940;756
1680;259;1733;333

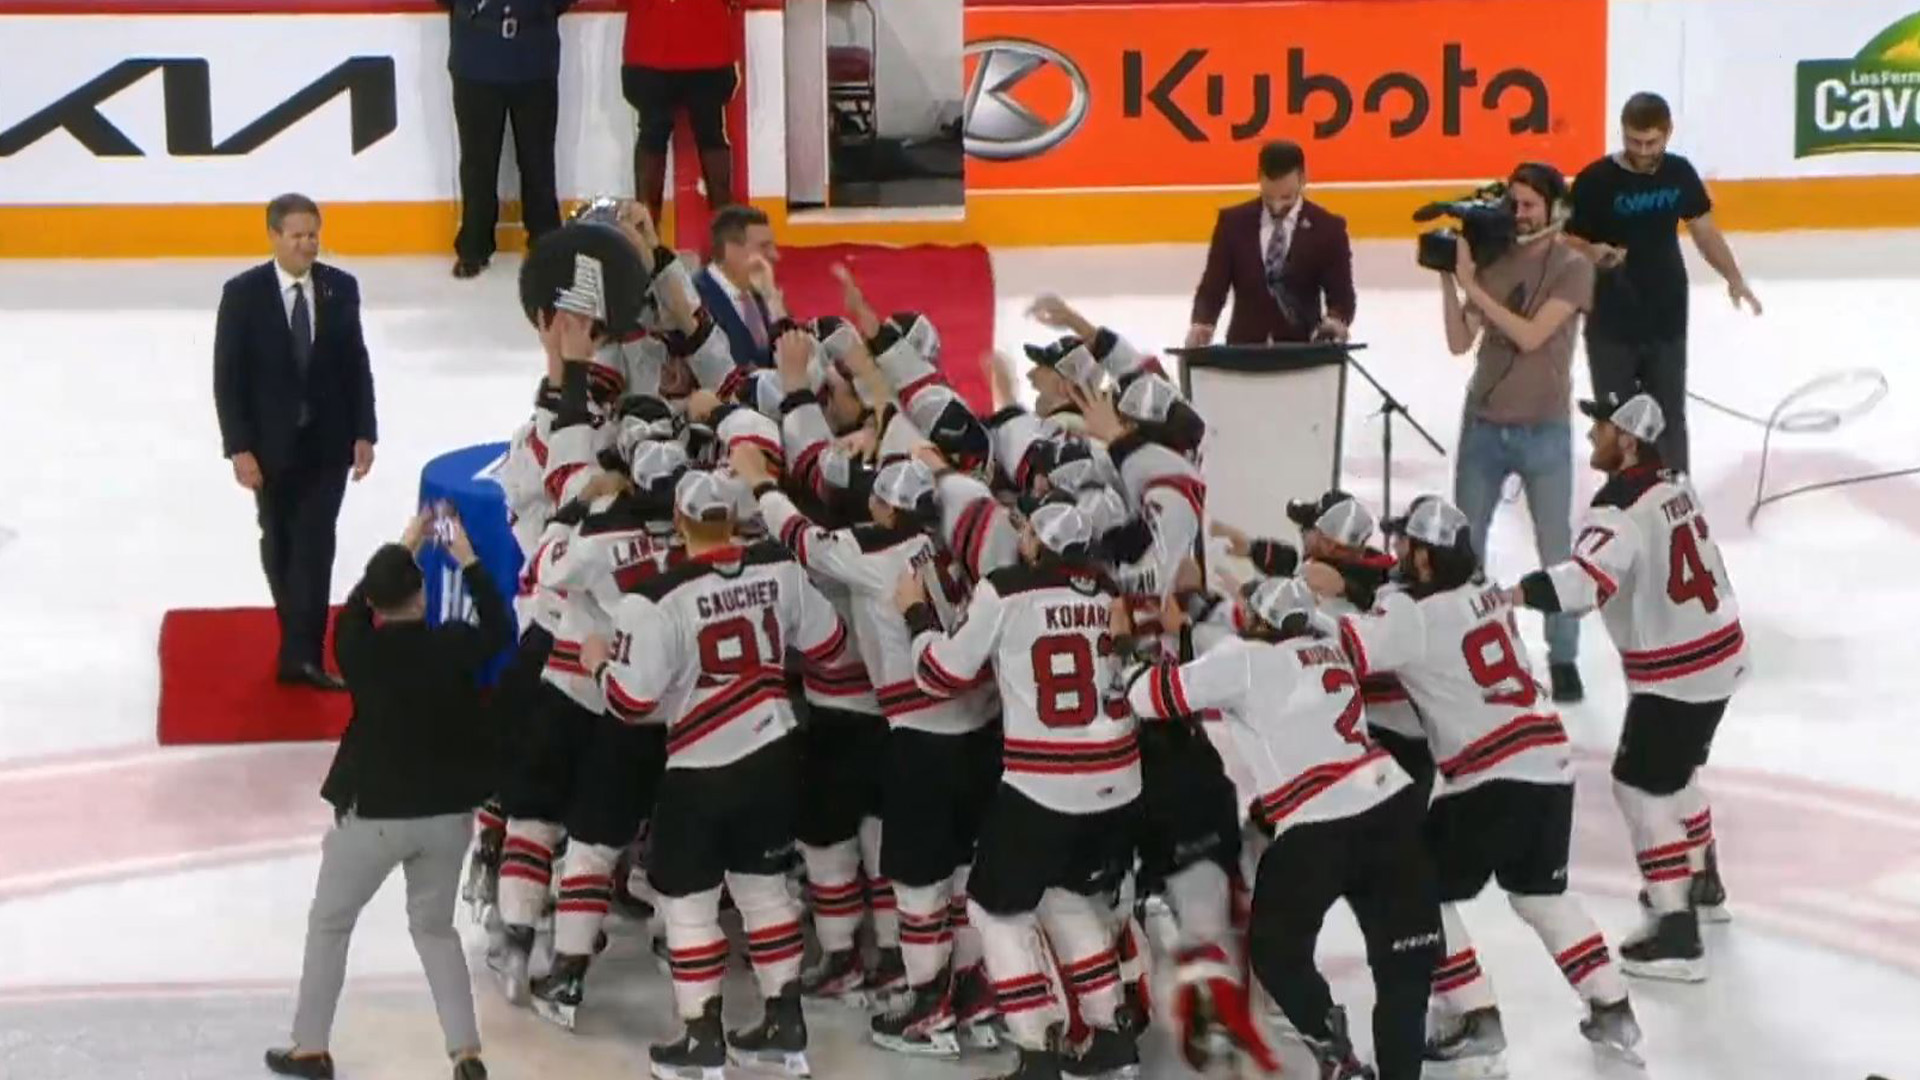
466;207;1748;1080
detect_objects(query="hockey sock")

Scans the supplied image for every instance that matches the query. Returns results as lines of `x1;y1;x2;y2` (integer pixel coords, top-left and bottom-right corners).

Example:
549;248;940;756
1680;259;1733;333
661;888;727;1019
1166;860;1237;968
971;900;1062;1051
1613;779;1692;913
1431;904;1497;1014
1040;888;1125;1029
949;865;984;973
799;839;864;954
498;819;563;928
475;800;506;840
1507;894;1628;1005
552;841;618;956
860;817;900;948
1678;781;1715;873
895;881;955;989
729;871;806;997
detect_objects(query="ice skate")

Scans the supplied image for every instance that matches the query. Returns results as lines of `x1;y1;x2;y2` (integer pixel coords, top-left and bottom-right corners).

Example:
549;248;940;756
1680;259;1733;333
1692;843;1731;924
1579;995;1645;1066
649;996;726;1080
1304;1005;1375;1079
530;952;588;1030
488;924;534;1005
870;971;961;1058
727;982;811;1077
800;947;868;1006
462;829;500;921
953;963;1004;1050
867;945;909;1005
1061;1025;1141;1080
1422;1006;1507;1079
992;1044;1065;1080
1620;911;1707;983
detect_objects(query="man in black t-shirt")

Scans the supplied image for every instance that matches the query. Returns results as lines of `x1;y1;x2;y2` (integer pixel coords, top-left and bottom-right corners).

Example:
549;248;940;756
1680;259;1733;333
1566;92;1762;473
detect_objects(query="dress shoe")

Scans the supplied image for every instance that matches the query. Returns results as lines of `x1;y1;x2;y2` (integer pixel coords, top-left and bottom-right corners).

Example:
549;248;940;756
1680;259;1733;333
453;1057;489;1080
277;663;347;692
452;258;488;279
264;1048;335;1078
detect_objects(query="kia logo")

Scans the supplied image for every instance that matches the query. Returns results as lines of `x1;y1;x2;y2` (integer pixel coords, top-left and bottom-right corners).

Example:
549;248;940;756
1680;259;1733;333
963;39;1089;161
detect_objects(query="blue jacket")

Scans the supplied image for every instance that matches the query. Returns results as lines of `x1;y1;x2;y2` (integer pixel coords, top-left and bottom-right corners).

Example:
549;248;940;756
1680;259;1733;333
443;0;573;84
694;267;776;370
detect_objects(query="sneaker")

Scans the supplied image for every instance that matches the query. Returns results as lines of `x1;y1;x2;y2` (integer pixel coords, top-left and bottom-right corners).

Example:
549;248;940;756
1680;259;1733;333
1304;1005;1374;1079
452;259;488;279
1423;1007;1508;1079
1549;662;1584;703
263;1049;334;1079
1579;996;1644;1066
727;982;810;1077
649;996;725;1080
452;1058;489;1080
870;973;961;1058
1620;911;1707;983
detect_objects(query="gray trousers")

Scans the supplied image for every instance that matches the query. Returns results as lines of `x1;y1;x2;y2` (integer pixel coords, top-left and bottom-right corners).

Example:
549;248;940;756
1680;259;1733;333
292;811;479;1055
1586;333;1690;473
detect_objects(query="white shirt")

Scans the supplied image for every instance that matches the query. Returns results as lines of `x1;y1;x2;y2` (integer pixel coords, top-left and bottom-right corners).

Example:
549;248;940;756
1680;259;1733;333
274;261;315;342
1258;198;1303;265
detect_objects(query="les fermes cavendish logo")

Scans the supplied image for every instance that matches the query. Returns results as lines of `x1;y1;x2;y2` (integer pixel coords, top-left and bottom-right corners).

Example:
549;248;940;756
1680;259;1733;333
1796;11;1920;156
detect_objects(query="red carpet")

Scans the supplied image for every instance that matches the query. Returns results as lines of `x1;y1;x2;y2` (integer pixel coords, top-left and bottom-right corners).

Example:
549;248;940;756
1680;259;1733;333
157;607;351;745
777;244;996;414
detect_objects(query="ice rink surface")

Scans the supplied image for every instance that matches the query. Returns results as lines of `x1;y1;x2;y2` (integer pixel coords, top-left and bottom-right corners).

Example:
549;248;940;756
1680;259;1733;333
2;231;1918;1078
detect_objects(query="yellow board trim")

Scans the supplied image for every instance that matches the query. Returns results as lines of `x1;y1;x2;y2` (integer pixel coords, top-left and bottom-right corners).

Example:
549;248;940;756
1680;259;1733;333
4;175;1919;258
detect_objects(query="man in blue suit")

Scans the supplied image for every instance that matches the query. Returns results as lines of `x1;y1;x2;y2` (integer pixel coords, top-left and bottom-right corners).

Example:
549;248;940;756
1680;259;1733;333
213;194;379;690
693;204;785;370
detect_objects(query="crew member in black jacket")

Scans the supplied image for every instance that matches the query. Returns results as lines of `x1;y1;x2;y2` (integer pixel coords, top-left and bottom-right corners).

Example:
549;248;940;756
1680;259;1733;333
265;511;511;1080
214;194;379;691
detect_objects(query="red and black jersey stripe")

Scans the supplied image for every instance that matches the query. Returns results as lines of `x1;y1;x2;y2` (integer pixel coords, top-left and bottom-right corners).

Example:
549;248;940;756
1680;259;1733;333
1432;949;1483;993
1360;674;1408;705
544;461;586;505
802;619;849;664
952;497;999;582
1338;617;1372;677
804;662;873;699
1436;714;1567;781
917;646;990;698
1555;934;1611;987
1255;749;1388;828
1003;733;1140;776
746;920;806;967
899;909;952;946
499;835;553;887
556;873;612;916
667;668;789;756
808;879;866;919
1621;622;1744;684
1144;473;1207;520
1061;949;1121;994
876;679;945;719
1141;663;1192;720
604;674;659;724
547;638;589;677
1636;839;1693;884
527;431;550;469
1573;556;1618;604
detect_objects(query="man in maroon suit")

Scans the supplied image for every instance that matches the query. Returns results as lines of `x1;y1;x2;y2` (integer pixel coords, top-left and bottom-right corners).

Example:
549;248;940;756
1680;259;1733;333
1188;141;1357;347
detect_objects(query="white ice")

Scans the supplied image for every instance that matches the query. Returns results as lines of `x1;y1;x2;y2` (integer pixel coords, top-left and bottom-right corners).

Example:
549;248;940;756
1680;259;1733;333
1;233;1918;1078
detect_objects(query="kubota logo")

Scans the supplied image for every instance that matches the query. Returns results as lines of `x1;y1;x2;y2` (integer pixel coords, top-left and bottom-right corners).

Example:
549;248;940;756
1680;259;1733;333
963;39;1090;161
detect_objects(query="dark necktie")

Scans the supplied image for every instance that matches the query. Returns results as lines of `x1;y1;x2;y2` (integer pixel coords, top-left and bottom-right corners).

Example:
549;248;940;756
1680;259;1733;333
1264;213;1297;325
290;283;313;426
747;292;772;353
290;283;313;377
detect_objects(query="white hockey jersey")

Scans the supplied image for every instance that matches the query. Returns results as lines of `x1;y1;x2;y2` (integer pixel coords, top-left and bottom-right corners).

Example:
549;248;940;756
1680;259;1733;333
535;505;681;712
1128;633;1408;836
1107;433;1206;615
1321;588;1424;741
761;489;995;734
1339;584;1569;794
598;541;850;769
1536;468;1749;704
911;561;1140;815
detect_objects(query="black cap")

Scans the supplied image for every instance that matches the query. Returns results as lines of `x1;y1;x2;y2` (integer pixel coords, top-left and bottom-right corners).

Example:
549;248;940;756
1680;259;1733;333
362;543;424;610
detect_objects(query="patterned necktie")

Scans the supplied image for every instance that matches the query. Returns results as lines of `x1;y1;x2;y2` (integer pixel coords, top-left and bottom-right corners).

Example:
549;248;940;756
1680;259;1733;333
1265;211;1295;321
747;292;772;353
290;282;313;377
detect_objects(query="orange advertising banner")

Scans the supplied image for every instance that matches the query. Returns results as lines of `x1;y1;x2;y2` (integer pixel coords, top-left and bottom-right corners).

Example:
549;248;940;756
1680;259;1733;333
962;0;1609;189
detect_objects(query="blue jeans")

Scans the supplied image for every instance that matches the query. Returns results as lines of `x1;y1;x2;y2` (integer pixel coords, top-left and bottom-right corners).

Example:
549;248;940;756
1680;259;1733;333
1453;416;1578;666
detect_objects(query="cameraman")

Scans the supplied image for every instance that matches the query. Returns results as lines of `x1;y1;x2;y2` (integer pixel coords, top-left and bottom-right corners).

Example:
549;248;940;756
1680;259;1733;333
1439;163;1592;703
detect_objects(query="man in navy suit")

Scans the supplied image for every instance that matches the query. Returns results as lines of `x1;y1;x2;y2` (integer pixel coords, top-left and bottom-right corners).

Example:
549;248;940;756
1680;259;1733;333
1188;140;1357;348
693;204;785;370
214;194;379;690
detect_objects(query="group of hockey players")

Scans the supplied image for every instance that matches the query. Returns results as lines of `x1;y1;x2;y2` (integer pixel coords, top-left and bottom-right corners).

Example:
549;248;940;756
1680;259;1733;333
464;200;1749;1080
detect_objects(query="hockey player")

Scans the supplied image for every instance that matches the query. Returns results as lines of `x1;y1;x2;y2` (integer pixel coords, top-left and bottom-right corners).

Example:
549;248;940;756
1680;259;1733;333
741;441;1004;1056
584;468;852;1080
901;500;1141;1080
517;438;690;1028
1334;497;1641;1074
1509;392;1747;981
1128;576;1437;1080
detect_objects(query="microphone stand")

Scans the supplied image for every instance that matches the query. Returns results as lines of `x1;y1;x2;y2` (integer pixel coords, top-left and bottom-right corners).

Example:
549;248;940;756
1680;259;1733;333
1337;346;1446;518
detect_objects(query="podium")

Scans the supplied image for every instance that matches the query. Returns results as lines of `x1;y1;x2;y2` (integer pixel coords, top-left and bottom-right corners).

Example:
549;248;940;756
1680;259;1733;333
1172;342;1355;543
